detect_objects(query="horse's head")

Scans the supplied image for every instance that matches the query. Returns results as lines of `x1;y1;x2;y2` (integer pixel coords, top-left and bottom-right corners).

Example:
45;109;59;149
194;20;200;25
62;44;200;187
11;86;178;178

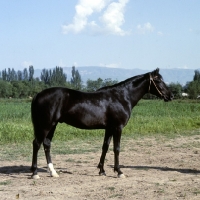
148;68;173;102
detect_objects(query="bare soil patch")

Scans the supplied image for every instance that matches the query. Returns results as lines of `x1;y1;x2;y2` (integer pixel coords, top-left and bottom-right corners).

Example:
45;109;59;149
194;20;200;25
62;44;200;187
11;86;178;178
1;135;200;199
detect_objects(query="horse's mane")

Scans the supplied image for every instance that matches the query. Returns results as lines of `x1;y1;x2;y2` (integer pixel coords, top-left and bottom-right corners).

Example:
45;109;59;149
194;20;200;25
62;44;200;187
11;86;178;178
97;74;146;91
97;68;163;92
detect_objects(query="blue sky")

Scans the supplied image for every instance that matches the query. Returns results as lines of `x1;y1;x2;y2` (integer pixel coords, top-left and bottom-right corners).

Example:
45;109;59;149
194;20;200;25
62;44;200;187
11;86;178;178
0;0;200;71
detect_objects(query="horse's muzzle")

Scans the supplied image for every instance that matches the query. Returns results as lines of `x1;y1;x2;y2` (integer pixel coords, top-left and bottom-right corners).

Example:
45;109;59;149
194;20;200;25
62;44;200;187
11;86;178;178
163;93;174;102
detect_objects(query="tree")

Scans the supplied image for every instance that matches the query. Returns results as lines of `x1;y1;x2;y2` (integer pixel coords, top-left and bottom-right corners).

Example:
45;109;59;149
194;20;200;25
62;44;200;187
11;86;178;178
6;68;17;81
186;70;200;99
50;66;67;86
11;68;17;81
30;80;46;96
86;78;103;91
40;66;67;86
0;80;12;98
187;80;200;99
168;82;182;99
11;81;29;98
29;65;34;82
71;66;82;90
7;68;11;81
41;69;50;85
102;78;118;88
2;69;7;81
17;70;23;81
23;68;29;81
193;70;200;81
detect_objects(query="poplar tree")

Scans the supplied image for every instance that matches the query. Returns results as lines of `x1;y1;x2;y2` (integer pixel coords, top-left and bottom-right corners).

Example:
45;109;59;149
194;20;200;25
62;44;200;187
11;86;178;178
71;66;82;90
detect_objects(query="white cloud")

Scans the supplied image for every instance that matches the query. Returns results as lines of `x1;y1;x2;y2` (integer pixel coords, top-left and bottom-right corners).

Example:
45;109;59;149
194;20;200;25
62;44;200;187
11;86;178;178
181;65;189;69
157;31;163;36
136;22;154;34
99;63;121;68
21;61;33;68
189;28;200;35
62;0;108;34
58;59;67;68
62;0;129;36
100;0;129;36
73;62;78;66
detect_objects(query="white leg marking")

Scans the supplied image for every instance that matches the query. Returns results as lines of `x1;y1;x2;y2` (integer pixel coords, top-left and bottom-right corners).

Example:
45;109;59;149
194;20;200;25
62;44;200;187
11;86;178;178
32;175;40;179
47;163;59;177
118;174;126;178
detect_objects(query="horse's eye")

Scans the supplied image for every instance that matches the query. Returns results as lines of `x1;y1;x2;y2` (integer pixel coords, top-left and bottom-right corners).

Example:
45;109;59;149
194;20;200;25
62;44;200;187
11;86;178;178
154;78;161;83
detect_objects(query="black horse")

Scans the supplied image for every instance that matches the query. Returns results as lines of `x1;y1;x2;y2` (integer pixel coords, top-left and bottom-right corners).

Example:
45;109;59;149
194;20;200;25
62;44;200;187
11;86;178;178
30;68;173;179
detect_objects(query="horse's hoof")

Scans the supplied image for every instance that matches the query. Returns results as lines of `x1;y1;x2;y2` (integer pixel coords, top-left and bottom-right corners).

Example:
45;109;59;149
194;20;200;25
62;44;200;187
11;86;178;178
99;172;106;176
50;172;59;177
31;175;40;179
118;173;126;178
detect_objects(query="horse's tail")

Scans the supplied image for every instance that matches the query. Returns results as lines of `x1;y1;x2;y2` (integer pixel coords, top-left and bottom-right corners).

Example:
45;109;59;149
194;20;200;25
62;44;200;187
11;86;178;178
31;93;39;137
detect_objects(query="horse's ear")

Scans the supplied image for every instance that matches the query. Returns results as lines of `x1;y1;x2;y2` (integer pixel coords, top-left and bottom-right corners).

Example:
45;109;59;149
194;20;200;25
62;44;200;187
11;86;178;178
151;68;160;77
155;68;159;74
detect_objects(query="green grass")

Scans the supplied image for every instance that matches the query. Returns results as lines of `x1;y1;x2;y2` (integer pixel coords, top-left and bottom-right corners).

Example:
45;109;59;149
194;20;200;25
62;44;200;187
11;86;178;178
0;99;33;143
0;99;200;144
0;180;11;186
123;100;200;137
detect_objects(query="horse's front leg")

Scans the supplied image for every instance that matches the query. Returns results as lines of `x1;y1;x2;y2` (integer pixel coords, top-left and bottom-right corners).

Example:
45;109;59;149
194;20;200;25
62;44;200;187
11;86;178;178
43;138;59;177
98;130;112;176
113;128;125;178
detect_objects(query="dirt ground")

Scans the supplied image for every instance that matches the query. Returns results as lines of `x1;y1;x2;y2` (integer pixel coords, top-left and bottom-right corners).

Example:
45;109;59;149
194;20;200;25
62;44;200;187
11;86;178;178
1;135;200;200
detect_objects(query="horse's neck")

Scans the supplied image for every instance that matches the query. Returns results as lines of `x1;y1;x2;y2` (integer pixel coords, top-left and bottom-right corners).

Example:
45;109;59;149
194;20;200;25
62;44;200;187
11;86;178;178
128;76;149;108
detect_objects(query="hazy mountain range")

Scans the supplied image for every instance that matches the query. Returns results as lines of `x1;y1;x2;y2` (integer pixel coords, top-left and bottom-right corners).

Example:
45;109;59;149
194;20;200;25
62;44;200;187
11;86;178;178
34;66;199;85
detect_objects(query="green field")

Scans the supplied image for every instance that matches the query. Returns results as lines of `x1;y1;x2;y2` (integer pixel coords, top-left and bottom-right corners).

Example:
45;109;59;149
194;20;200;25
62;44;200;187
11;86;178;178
0;99;200;144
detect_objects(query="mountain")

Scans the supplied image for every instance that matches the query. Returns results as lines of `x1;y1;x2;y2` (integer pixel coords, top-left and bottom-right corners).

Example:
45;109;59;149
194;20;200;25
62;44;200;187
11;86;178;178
34;66;199;85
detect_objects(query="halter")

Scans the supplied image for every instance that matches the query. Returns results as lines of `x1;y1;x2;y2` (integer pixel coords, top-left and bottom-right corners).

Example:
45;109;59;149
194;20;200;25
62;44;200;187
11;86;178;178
148;73;163;97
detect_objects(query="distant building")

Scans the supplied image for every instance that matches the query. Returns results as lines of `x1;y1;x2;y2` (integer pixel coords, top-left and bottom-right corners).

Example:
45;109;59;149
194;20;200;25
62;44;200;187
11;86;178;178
182;93;188;97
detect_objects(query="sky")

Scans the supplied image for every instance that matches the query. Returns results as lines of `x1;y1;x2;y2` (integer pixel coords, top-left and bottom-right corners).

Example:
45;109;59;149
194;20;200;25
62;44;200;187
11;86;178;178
0;0;200;71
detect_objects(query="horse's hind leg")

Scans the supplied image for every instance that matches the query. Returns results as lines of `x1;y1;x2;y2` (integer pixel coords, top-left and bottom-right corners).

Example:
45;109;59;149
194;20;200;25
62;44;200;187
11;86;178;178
31;128;52;179
43;124;59;177
31;138;42;179
97;129;112;176
113;127;125;178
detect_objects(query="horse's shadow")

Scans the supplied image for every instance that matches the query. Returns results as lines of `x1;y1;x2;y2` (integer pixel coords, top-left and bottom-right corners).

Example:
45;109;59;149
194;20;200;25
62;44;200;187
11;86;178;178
1;165;200;177
0;165;46;175
0;166;72;176
119;165;200;174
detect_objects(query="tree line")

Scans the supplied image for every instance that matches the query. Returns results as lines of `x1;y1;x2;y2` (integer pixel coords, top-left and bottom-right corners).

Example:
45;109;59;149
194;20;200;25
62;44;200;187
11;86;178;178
167;70;200;99
0;66;199;99
0;66;117;98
